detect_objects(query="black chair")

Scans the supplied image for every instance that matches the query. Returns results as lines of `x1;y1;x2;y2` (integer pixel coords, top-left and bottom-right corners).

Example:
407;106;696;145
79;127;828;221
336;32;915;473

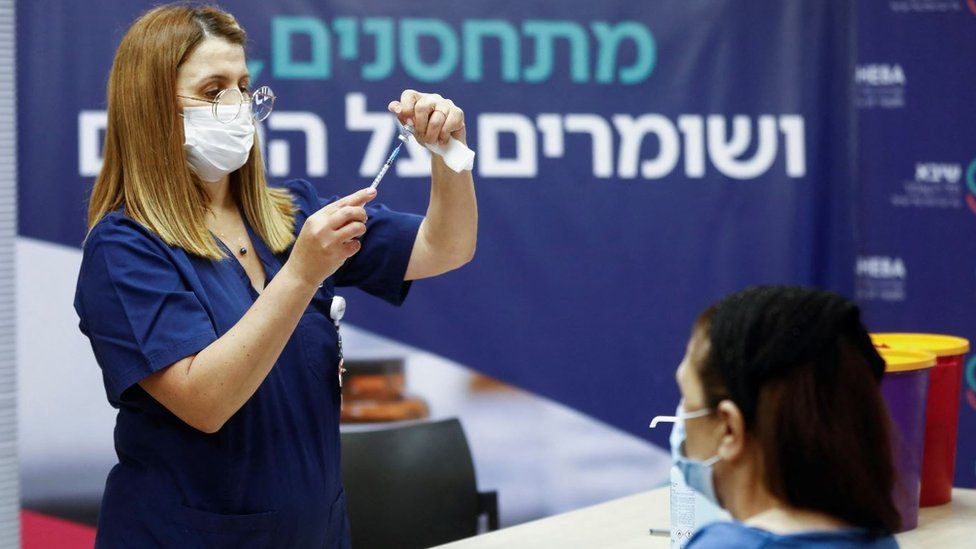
340;418;499;549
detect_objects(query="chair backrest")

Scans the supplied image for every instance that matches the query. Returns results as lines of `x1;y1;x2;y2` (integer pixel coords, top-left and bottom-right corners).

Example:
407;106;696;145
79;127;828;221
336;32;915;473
340;418;480;549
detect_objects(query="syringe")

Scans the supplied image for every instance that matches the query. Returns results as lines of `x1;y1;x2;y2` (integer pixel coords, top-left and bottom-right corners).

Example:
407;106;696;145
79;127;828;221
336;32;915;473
369;133;408;190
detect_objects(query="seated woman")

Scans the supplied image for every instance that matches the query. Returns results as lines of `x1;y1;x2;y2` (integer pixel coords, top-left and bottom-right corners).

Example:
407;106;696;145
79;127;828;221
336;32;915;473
672;286;900;548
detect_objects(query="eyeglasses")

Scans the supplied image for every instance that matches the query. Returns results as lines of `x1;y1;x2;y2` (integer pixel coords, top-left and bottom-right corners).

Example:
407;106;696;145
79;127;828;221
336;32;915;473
178;85;276;123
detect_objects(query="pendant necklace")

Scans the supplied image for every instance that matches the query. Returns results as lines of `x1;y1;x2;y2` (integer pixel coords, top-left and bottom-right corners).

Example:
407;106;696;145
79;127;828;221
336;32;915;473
213;228;248;256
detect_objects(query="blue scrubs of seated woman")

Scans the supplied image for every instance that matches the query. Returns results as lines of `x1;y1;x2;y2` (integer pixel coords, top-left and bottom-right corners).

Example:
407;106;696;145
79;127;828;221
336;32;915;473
73;4;476;548
669;287;900;548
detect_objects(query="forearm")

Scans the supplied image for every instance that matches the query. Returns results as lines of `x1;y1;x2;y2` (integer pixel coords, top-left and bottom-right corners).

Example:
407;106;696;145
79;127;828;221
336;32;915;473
141;188;376;433
161;264;318;430
408;155;477;279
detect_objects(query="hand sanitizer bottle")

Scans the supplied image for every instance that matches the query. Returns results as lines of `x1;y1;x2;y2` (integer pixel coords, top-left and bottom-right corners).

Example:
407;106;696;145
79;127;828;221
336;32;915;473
670;465;726;548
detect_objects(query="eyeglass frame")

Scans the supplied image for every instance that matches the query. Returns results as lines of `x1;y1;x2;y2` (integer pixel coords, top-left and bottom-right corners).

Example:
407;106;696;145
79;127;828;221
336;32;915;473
177;85;276;124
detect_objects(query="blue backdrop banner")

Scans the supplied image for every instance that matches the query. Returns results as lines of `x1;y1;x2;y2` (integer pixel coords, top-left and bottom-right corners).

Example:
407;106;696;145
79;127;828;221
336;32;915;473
19;2;866;464
856;0;976;489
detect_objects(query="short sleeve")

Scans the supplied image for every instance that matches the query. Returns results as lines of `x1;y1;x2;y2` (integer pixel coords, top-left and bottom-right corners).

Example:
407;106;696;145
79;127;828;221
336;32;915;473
282;179;423;306
74;216;217;403
332;201;422;305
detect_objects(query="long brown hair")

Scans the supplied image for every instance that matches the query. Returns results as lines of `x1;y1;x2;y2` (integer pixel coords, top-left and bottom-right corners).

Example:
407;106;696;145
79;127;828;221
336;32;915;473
694;286;901;533
87;3;296;259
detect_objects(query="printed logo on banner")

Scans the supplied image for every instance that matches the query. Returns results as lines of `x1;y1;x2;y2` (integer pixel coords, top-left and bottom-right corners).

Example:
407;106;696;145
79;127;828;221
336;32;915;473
855;63;906;109
966;158;976;214
855;255;907;302
889;0;970;13
888;160;966;209
965;355;976;410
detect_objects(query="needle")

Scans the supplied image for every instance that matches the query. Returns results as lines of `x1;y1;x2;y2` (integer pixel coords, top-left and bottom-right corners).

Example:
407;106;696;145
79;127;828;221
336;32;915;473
369;133;409;190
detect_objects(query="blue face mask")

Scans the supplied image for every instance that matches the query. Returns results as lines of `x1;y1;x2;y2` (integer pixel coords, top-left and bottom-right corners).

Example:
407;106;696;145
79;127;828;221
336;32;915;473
651;404;721;505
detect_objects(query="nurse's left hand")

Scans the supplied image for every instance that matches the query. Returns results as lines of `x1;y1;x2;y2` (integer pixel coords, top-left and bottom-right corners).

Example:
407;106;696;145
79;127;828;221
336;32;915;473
388;90;467;147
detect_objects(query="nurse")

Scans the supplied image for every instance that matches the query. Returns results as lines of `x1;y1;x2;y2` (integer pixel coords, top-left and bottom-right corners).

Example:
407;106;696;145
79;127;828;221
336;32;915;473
73;4;476;548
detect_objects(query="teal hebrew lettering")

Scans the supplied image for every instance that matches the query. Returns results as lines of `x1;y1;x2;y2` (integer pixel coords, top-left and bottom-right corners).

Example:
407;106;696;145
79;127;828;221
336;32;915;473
272;16;330;79
523;21;589;83
592;22;655;84
400;18;460;82
362;18;395;81
246;60;265;83
462;20;520;83
333;17;358;60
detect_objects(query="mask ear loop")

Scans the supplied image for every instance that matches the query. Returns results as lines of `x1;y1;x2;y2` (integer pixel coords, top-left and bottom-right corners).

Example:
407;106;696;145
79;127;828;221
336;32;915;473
702;455;721;467
649;405;714;429
681;407;715;420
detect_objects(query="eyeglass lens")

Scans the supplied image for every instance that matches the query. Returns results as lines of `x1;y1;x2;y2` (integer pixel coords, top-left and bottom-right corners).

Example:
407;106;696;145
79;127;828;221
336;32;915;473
212;88;244;124
251;86;275;122
205;86;276;123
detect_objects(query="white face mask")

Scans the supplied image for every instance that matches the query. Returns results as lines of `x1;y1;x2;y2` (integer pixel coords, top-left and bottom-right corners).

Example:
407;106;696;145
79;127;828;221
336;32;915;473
183;105;254;182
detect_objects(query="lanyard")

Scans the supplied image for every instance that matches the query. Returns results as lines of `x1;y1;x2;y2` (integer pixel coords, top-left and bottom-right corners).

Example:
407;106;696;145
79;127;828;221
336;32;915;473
330;296;347;396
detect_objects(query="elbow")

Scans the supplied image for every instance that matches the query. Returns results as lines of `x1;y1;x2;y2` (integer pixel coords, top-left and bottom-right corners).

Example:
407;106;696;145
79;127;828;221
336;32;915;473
180;399;232;434
431;241;476;275
459;241;476;267
447;242;476;272
140;356;235;435
175;386;231;434
460;232;477;266
179;362;234;434
185;412;227;435
195;418;226;435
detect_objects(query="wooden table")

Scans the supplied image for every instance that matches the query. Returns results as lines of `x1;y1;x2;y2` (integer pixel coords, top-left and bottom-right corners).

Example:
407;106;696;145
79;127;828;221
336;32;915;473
436;487;976;548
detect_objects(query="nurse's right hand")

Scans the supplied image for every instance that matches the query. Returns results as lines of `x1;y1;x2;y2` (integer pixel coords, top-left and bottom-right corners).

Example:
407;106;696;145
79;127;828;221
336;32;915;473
284;187;377;288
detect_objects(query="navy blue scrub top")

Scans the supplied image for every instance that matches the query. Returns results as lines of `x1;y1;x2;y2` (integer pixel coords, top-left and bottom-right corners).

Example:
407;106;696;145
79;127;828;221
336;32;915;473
73;179;423;548
687;522;898;548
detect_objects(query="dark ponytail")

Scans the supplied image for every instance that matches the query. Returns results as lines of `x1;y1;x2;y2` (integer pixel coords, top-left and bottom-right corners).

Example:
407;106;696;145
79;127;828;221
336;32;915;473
695;286;900;533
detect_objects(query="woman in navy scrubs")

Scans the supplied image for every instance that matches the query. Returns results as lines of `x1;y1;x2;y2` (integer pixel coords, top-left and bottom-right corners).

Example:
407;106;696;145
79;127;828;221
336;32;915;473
73;5;476;548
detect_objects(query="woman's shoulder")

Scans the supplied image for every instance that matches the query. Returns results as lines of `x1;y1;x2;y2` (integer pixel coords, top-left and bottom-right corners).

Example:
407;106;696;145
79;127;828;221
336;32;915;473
269;178;314;192
269;178;317;206
83;209;171;258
